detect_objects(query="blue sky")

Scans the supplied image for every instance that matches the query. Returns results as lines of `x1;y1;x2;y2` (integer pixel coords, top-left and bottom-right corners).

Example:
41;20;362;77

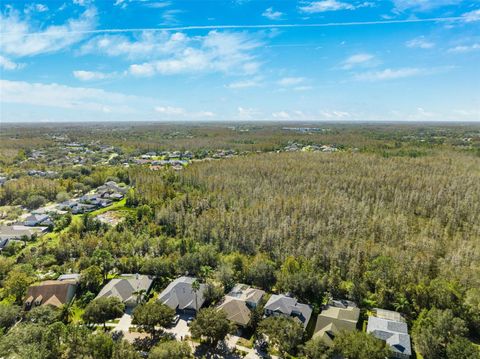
0;0;479;122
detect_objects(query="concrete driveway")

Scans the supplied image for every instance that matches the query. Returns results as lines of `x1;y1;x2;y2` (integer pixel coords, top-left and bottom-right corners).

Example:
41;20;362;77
164;313;192;340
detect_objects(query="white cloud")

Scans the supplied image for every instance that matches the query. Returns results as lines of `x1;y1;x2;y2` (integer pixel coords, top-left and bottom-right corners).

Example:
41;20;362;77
262;7;283;20
237;106;261;119
155;106;186;115
392;0;463;12
354;67;424;81
300;1;373;13
448;43;480;53
340;53;375;69
0;55;23;70
117;31;263;76
0;7;97;57
226;78;262;89
320;110;352;118
462;9;480;22
144;1;171;9
73;70;115;81
0;79;137;114
277;77;306;86
154;106;215;118
406;36;435;49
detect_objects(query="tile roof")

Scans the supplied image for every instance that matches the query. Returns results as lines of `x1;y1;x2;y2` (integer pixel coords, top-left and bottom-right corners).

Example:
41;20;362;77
96;274;153;306
367;315;412;357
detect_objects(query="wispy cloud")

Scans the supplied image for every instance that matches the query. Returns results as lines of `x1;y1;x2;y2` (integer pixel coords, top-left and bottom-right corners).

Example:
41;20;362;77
448;43;480;53
262;7;283;20
277;77;306;86
392;0;464;12
155;105;215;118
0;55;24;70
73;70;116;81
0;6;97;57
462;9;480;22
354;67;424;81
406;36;435;49
0;79;136;114
340;53;376;69
299;1;373;13
226;77;262;89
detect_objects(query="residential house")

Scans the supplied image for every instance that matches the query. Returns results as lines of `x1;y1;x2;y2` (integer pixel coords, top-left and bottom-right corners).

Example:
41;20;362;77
217;284;265;327
96;274;153;308
0;225;48;241
24;213;52;227
25;280;77;309
264;294;312;328
158;276;206;313
312;299;360;346
367;309;412;359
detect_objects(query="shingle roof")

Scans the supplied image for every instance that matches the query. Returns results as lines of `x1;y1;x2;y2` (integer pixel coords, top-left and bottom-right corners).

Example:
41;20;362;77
313;302;360;345
264;294;312;328
158;276;206;311
218;298;251;326
96;274;153;305
25;280;77;309
367;316;412;356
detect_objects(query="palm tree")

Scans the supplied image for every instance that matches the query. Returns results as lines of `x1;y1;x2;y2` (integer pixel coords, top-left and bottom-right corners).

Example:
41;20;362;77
60;302;74;324
192;280;200;314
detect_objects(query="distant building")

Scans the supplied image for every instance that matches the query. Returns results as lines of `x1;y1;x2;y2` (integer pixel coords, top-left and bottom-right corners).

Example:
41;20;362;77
158;276;206;313
264;294;312;328
24;213;51;227
0;225;47;241
25;280;77;309
313;299;360;346
96;274;153;308
367;309;412;359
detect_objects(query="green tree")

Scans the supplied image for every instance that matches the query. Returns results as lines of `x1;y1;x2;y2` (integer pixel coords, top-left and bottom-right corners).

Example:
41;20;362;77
92;249;115;280
82;297;125;329
258;316;304;355
446;337;480;359
86;331;114;359
332;330;389;359
412;308;468;359
149;340;193;359
0;304;21;331
112;340;142;359
302;337;332;359
190;308;233;348
25;305;59;325
132;301;175;336
3;269;33;303
80;265;104;292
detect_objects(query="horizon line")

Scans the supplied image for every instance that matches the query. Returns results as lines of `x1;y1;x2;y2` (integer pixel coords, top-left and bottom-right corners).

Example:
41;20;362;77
0;16;464;36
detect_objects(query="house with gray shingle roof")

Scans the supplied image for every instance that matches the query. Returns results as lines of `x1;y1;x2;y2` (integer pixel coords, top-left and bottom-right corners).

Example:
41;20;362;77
264;294;312;328
96;274;153;308
158;276;206;313
367;310;412;359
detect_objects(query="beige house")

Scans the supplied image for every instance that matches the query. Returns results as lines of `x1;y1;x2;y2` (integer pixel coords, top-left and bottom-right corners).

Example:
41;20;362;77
217;284;265;327
313;299;360;346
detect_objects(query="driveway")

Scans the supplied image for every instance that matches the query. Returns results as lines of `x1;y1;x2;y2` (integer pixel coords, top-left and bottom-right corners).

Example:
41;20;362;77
164;313;192;340
114;307;133;333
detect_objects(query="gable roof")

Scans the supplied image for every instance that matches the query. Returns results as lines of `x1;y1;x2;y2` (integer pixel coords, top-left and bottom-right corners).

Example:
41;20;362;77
264;294;312;328
96;274;153;305
25;280;77;309
218;298;251;326
367;316;412;357
158;276;206;311
313;302;360;345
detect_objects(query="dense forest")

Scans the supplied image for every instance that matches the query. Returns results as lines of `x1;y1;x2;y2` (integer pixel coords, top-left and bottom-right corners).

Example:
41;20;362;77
0;123;479;358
